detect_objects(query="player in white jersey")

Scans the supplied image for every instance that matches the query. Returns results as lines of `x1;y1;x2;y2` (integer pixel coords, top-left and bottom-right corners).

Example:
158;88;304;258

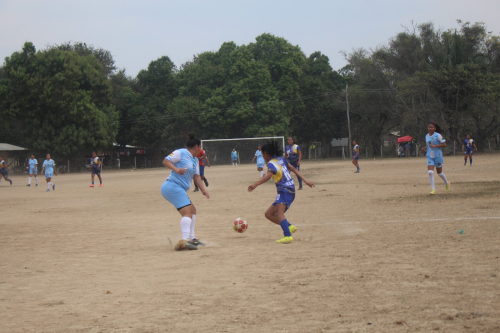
40;154;57;192
421;122;450;195
161;134;209;251
26;154;38;187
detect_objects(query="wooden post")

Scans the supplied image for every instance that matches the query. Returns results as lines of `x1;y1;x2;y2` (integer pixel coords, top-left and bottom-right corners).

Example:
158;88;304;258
134;156;137;168
67;159;69;173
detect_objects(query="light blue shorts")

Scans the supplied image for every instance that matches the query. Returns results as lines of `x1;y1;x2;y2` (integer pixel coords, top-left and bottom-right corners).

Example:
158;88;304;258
45;172;53;179
427;156;443;168
29;167;37;175
257;162;265;168
161;180;191;210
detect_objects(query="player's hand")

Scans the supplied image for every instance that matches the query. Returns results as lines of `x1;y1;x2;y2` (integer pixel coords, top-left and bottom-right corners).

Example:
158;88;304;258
248;184;257;192
176;168;187;175
421;147;426;152
305;181;314;188
202;191;209;199
298;161;301;166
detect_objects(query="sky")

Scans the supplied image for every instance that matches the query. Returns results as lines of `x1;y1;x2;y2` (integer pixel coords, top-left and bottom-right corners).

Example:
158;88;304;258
1;0;500;77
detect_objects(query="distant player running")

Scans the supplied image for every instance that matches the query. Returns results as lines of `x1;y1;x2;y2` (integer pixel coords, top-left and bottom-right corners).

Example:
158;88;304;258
285;137;303;190
421;122;450;195
0;156;13;185
352;140;360;173
40;154;57;192
194;148;210;192
251;144;265;179
26;154;38;187
161;134;209;251
231;149;238;166
90;152;103;187
248;141;314;244
462;134;478;166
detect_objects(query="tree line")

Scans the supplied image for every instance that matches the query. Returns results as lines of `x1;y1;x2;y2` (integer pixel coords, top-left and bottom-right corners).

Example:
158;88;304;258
1;21;499;161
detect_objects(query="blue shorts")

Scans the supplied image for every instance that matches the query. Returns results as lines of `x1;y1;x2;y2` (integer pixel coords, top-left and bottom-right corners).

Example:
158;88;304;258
427;156;444;168
91;169;101;175
45;172;53;179
0;169;8;177
29;167;37;175
272;189;295;212
352;156;359;160
161;180;191;210
232;158;238;162
289;160;299;170
199;165;205;176
464;149;473;155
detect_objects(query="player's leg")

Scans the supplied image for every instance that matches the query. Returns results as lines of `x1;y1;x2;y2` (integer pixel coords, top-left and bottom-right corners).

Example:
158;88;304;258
436;165;450;192
427;162;436;194
187;203;204;246
257;166;263;179
90;172;95;187
34;169;38;186
27;172;32;186
468;152;473;166
96;170;103;186
464;151;468;165
46;175;52;191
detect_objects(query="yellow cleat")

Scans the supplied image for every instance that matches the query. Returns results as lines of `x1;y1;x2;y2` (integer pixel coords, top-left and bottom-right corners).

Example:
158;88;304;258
445;182;451;192
430;190;436;195
289;225;297;234
276;236;293;244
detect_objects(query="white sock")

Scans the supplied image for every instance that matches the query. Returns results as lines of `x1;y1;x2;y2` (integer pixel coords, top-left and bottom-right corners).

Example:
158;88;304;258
189;214;196;239
180;217;192;240
438;172;448;185
260;171;264;177
28;177;31;184
428;170;435;190
47;182;51;190
35;177;38;184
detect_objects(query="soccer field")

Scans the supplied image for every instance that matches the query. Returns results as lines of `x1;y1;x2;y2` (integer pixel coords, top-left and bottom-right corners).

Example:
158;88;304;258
1;155;499;332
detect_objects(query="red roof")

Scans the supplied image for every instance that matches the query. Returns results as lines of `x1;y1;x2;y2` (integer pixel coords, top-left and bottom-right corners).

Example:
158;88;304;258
397;135;413;143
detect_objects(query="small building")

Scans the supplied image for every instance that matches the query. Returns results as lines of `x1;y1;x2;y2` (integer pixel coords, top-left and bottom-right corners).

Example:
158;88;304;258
0;143;28;174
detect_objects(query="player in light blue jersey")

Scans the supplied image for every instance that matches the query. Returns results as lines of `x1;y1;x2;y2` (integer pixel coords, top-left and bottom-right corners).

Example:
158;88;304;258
352;141;360;173
26;154;38;187
0;156;13;185
285;137;303;189
161;134;209;251
251;145;265;179
231;149;238;166
40;154;57;192
248;140;314;244
462;134;478;166
421;122;450;195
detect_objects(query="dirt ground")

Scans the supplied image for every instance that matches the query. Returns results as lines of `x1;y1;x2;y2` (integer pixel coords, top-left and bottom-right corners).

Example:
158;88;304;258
1;154;499;333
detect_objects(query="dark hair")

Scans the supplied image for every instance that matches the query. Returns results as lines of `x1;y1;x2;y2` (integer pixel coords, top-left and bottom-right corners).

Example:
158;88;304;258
430;121;443;134
186;134;201;148
261;140;283;157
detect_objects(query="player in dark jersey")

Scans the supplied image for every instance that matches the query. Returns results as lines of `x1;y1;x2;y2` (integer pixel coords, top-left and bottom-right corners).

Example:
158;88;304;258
462;134;478;166
90;152;102;187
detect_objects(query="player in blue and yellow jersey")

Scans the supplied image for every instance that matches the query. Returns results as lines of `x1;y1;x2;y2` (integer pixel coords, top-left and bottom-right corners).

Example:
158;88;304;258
251;144;265;179
352;140;360;173
231;148;238;166
161;134;209;251
285;137;303;189
0;156;13;185
421;122;450;195
248;140;314;244
90;152;103;187
40;154;57;192
26;154;38;187
462;134;478;166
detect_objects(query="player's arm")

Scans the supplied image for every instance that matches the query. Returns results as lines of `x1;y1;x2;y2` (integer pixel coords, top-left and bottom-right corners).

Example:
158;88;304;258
474;143;478;151
248;171;273;192
204;155;211;167
287;163;314;188
462;142;465;152
298;148;302;166
162;158;186;175
54;163;57;176
429;142;446;148
193;175;209;199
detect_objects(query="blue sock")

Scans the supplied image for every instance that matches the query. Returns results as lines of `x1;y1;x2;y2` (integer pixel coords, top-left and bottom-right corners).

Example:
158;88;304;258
470;158;472;165
100;181;102;184
280;219;292;237
357;166;360;171
92;181;94;185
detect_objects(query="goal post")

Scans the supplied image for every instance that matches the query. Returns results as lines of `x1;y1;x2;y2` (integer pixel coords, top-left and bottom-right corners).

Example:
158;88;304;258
201;136;285;166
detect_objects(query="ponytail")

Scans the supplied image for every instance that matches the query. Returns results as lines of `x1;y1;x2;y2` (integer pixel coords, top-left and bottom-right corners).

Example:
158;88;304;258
186;134;201;148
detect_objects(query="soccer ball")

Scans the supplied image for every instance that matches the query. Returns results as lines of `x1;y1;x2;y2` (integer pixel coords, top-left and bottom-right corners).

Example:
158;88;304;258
233;218;248;233
94;157;99;163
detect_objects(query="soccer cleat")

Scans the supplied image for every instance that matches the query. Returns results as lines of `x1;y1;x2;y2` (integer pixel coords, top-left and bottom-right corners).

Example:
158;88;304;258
445;182;450;192
354;170;360;173
36;184;38;187
52;184;55;191
46;189;50;192
298;185;303;190
276;236;293;244
191;238;205;246
99;184;102;187
185;240;198;250
26;184;30;187
193;187;199;192
289;225;297;234
430;190;436;195
9;180;12;185
90;184;94;187
204;178;209;187
464;161;467;166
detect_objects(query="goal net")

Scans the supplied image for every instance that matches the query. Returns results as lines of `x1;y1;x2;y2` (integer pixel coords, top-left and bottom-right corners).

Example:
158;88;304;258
201;137;285;166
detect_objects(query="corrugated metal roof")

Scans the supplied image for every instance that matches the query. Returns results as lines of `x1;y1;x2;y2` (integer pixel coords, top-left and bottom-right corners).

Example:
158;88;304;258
0;143;28;151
